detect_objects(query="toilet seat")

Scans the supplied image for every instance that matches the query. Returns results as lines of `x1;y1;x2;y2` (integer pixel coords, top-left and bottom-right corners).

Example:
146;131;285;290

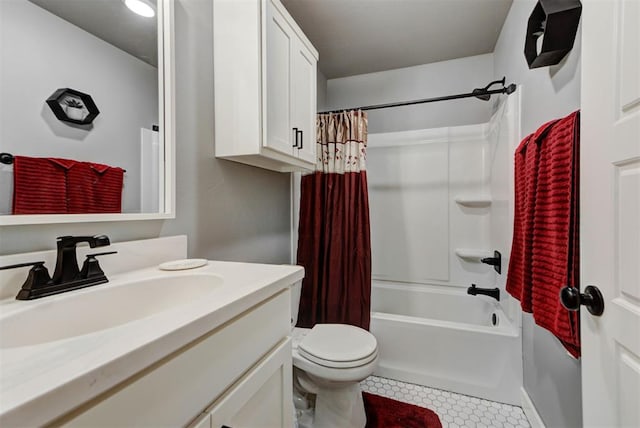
298;324;378;369
292;346;379;383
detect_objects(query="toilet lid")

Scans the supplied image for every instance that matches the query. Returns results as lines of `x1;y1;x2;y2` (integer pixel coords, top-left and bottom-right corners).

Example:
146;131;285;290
298;324;377;368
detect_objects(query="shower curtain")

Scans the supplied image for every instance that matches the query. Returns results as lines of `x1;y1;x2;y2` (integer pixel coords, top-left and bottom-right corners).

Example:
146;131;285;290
296;110;372;330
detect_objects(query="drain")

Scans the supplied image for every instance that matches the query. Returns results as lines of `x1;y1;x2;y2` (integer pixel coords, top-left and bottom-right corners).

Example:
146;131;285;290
492;313;498;326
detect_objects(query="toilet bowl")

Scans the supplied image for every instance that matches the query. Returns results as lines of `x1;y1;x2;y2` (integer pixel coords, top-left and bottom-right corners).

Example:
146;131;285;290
290;282;378;428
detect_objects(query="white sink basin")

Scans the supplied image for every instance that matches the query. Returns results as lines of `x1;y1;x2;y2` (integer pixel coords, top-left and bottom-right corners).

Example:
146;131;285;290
0;273;223;349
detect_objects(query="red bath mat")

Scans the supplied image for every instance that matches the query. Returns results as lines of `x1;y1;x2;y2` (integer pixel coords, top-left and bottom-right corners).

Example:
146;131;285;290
363;391;442;428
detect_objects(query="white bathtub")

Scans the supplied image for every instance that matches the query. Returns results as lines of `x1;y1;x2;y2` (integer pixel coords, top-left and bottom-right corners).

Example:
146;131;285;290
370;281;523;405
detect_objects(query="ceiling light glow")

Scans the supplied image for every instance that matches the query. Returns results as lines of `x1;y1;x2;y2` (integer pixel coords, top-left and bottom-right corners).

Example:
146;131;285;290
124;0;155;18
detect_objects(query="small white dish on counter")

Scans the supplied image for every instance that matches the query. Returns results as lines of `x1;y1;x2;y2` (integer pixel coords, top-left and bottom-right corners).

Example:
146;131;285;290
158;259;208;271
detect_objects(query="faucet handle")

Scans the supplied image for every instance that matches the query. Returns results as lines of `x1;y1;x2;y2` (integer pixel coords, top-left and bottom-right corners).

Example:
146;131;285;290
87;251;118;257
80;251;117;280
0;261;52;293
0;261;46;271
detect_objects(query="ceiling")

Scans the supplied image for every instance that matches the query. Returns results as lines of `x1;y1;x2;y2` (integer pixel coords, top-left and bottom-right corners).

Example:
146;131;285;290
280;0;513;79
28;0;158;67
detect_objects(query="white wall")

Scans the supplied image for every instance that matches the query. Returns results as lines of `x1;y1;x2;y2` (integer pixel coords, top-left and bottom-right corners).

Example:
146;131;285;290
493;1;582;427
0;0;292;266
325;54;495;133
0;0;158;214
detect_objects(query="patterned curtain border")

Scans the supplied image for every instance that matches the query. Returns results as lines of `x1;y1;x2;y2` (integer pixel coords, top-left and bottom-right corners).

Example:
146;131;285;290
314;110;368;174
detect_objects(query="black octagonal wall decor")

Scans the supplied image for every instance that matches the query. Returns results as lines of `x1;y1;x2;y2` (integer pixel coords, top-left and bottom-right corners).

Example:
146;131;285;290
524;0;582;69
46;88;100;125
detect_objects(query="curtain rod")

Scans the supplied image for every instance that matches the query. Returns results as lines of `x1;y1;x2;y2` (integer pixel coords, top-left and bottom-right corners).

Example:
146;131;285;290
318;77;517;115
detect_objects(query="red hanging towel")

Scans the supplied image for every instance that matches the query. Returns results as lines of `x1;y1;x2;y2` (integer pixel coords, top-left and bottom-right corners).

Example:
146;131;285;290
507;118;561;310
12;156;76;214
506;111;581;358
66;161;124;214
506;133;541;312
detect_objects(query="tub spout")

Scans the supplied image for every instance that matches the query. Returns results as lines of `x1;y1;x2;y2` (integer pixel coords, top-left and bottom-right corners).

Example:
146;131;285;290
467;284;500;301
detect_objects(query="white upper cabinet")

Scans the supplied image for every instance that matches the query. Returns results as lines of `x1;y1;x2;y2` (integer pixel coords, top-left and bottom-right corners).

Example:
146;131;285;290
214;0;318;172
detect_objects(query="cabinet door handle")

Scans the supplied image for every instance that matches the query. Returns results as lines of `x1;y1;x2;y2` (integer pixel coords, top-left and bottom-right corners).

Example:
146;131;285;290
292;127;299;147
297;129;303;150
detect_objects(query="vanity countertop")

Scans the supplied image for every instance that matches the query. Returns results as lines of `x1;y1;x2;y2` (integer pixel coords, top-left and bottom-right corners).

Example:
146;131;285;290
0;261;304;427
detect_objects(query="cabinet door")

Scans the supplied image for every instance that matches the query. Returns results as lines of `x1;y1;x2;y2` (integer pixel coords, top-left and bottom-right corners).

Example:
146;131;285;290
209;339;293;428
265;0;294;157
292;39;317;165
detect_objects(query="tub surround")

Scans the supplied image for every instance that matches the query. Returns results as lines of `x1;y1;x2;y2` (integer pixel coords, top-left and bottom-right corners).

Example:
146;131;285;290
367;123;498;291
362;98;523;406
0;236;304;426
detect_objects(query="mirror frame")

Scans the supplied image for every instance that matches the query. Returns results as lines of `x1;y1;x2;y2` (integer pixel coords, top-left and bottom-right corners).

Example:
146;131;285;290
0;0;176;226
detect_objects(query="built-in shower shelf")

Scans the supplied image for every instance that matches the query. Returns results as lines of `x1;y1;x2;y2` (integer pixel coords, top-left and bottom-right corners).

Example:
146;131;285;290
454;196;492;208
455;249;494;261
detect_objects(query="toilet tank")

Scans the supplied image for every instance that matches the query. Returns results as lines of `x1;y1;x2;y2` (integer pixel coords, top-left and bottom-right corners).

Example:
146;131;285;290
291;280;302;327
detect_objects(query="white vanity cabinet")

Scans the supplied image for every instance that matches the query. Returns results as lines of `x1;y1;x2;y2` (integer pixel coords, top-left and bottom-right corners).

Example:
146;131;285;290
55;290;293;427
192;339;293;428
213;0;318;172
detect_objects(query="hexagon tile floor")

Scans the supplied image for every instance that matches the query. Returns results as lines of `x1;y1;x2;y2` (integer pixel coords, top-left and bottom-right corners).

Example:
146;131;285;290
361;376;531;428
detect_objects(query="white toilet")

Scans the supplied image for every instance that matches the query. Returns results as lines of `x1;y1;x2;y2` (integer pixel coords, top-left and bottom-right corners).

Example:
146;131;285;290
290;281;378;428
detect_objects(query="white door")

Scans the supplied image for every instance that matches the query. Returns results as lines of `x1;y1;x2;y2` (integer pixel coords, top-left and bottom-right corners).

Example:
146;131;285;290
581;0;640;426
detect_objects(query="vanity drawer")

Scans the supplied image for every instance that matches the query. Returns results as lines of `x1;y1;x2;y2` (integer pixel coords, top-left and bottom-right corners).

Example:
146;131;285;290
55;289;291;427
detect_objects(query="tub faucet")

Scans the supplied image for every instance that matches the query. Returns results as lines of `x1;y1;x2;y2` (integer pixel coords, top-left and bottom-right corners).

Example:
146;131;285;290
467;284;500;301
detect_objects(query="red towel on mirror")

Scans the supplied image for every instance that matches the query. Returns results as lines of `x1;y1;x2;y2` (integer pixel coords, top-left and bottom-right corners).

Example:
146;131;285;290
12;156;73;214
507;111;581;358
67;162;124;214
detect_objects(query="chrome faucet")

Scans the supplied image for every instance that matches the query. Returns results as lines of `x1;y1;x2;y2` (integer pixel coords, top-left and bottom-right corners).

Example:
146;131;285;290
0;235;115;300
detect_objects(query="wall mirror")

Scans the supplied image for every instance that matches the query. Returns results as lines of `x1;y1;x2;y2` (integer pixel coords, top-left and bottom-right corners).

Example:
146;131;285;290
0;0;174;225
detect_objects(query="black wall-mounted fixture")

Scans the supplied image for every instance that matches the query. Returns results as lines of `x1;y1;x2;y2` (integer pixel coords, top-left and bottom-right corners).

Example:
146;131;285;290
524;0;582;69
46;88;100;125
0;152;13;165
467;284;500;302
481;250;502;274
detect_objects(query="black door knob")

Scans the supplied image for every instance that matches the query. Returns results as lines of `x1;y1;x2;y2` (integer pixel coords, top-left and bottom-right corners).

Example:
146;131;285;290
560;285;605;316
